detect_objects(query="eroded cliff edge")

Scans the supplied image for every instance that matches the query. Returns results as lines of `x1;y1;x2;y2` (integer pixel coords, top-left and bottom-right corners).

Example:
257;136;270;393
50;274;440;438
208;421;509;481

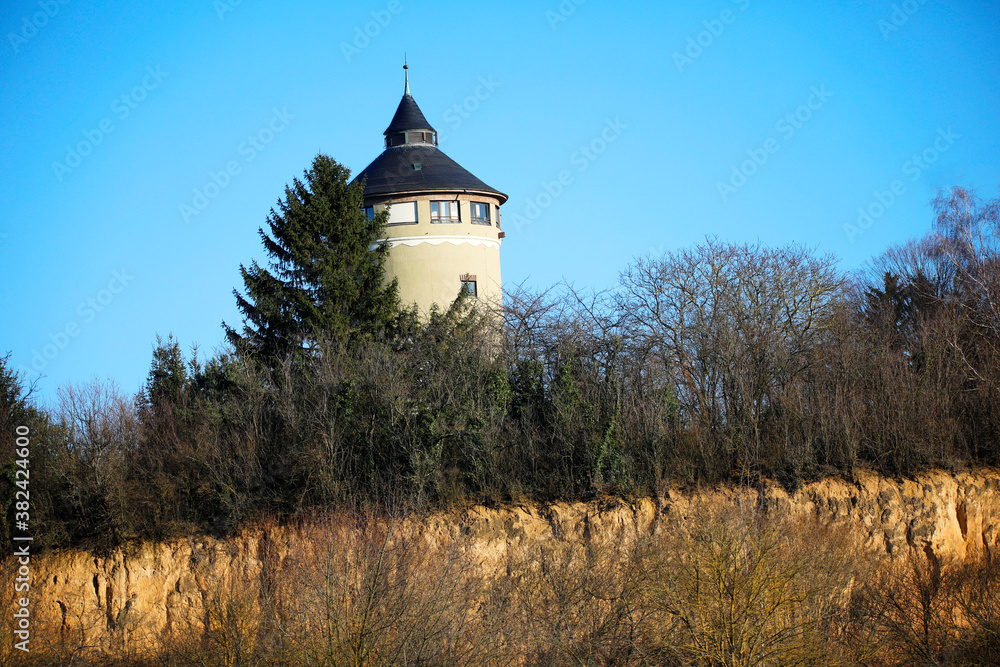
10;468;1000;656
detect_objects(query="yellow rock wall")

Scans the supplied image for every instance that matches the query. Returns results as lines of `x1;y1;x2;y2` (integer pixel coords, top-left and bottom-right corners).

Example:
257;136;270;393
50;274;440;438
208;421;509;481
9;468;1000;657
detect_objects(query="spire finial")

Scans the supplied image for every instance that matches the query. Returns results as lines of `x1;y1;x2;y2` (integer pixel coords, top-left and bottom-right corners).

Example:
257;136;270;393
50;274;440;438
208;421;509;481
403;55;410;95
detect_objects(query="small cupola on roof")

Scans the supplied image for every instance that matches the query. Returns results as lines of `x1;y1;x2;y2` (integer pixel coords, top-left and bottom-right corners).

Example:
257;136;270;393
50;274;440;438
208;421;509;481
353;63;507;204
384;63;437;148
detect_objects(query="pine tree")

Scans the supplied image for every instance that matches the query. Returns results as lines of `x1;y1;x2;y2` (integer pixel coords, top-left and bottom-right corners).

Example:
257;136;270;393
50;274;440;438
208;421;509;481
144;335;187;402
224;154;400;360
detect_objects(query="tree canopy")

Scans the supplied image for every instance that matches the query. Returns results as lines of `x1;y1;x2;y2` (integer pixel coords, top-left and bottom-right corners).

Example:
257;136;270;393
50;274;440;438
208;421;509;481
225;154;400;360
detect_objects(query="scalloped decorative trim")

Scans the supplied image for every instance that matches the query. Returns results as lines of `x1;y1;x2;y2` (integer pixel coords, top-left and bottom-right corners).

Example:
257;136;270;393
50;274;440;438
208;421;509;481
371;235;501;250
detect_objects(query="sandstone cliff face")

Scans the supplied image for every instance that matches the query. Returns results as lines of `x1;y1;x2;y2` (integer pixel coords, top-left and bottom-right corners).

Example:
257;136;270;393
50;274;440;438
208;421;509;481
11;468;1000;656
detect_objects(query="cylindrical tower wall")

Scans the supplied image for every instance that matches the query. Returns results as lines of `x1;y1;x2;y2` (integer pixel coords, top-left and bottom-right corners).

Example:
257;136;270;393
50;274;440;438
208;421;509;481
368;192;504;315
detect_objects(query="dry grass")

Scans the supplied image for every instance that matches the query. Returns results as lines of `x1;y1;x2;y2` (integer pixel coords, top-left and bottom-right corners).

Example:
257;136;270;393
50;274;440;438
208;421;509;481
3;502;998;666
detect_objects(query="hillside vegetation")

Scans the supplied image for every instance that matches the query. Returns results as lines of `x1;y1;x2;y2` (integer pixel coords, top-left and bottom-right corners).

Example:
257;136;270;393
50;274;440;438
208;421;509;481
3;186;1000;666
2;187;1000;554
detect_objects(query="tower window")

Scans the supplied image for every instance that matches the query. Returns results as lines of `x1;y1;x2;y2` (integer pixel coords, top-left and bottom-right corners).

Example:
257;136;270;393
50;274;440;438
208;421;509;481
471;202;491;224
430;201;460;223
386;201;418;225
461;274;478;298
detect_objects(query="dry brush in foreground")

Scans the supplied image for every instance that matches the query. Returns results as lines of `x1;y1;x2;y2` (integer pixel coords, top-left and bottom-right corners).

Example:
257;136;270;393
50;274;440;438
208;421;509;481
4;498;999;667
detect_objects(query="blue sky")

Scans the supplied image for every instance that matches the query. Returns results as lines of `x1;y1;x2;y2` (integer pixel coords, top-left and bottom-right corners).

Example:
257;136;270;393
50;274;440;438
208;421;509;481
2;0;998;405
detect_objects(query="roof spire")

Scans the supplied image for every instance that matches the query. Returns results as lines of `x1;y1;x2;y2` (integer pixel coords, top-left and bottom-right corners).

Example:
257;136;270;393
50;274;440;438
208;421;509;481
403;55;410;96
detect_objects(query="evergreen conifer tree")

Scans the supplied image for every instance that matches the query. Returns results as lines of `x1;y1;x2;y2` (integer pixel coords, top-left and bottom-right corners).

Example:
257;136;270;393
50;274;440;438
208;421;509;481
225;154;399;360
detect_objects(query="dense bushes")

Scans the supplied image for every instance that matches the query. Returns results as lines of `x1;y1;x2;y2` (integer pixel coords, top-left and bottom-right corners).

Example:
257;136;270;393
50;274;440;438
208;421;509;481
3;188;1000;552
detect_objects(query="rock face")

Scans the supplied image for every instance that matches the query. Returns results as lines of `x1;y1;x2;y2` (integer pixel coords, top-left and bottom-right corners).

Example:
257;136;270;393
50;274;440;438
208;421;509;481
10;468;1000;657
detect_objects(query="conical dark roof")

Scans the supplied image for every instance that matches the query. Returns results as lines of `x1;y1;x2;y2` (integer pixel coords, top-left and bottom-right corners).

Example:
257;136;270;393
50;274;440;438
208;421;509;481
384;94;434;135
354;78;506;203
354;144;506;202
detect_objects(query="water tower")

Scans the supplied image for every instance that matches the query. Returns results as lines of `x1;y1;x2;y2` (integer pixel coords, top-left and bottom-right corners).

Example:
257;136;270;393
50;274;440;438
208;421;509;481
353;64;506;315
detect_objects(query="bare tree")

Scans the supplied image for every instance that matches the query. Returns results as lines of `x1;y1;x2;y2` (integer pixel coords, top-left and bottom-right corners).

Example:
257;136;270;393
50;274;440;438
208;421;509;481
932;187;1000;337
52;379;140;540
617;238;843;476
